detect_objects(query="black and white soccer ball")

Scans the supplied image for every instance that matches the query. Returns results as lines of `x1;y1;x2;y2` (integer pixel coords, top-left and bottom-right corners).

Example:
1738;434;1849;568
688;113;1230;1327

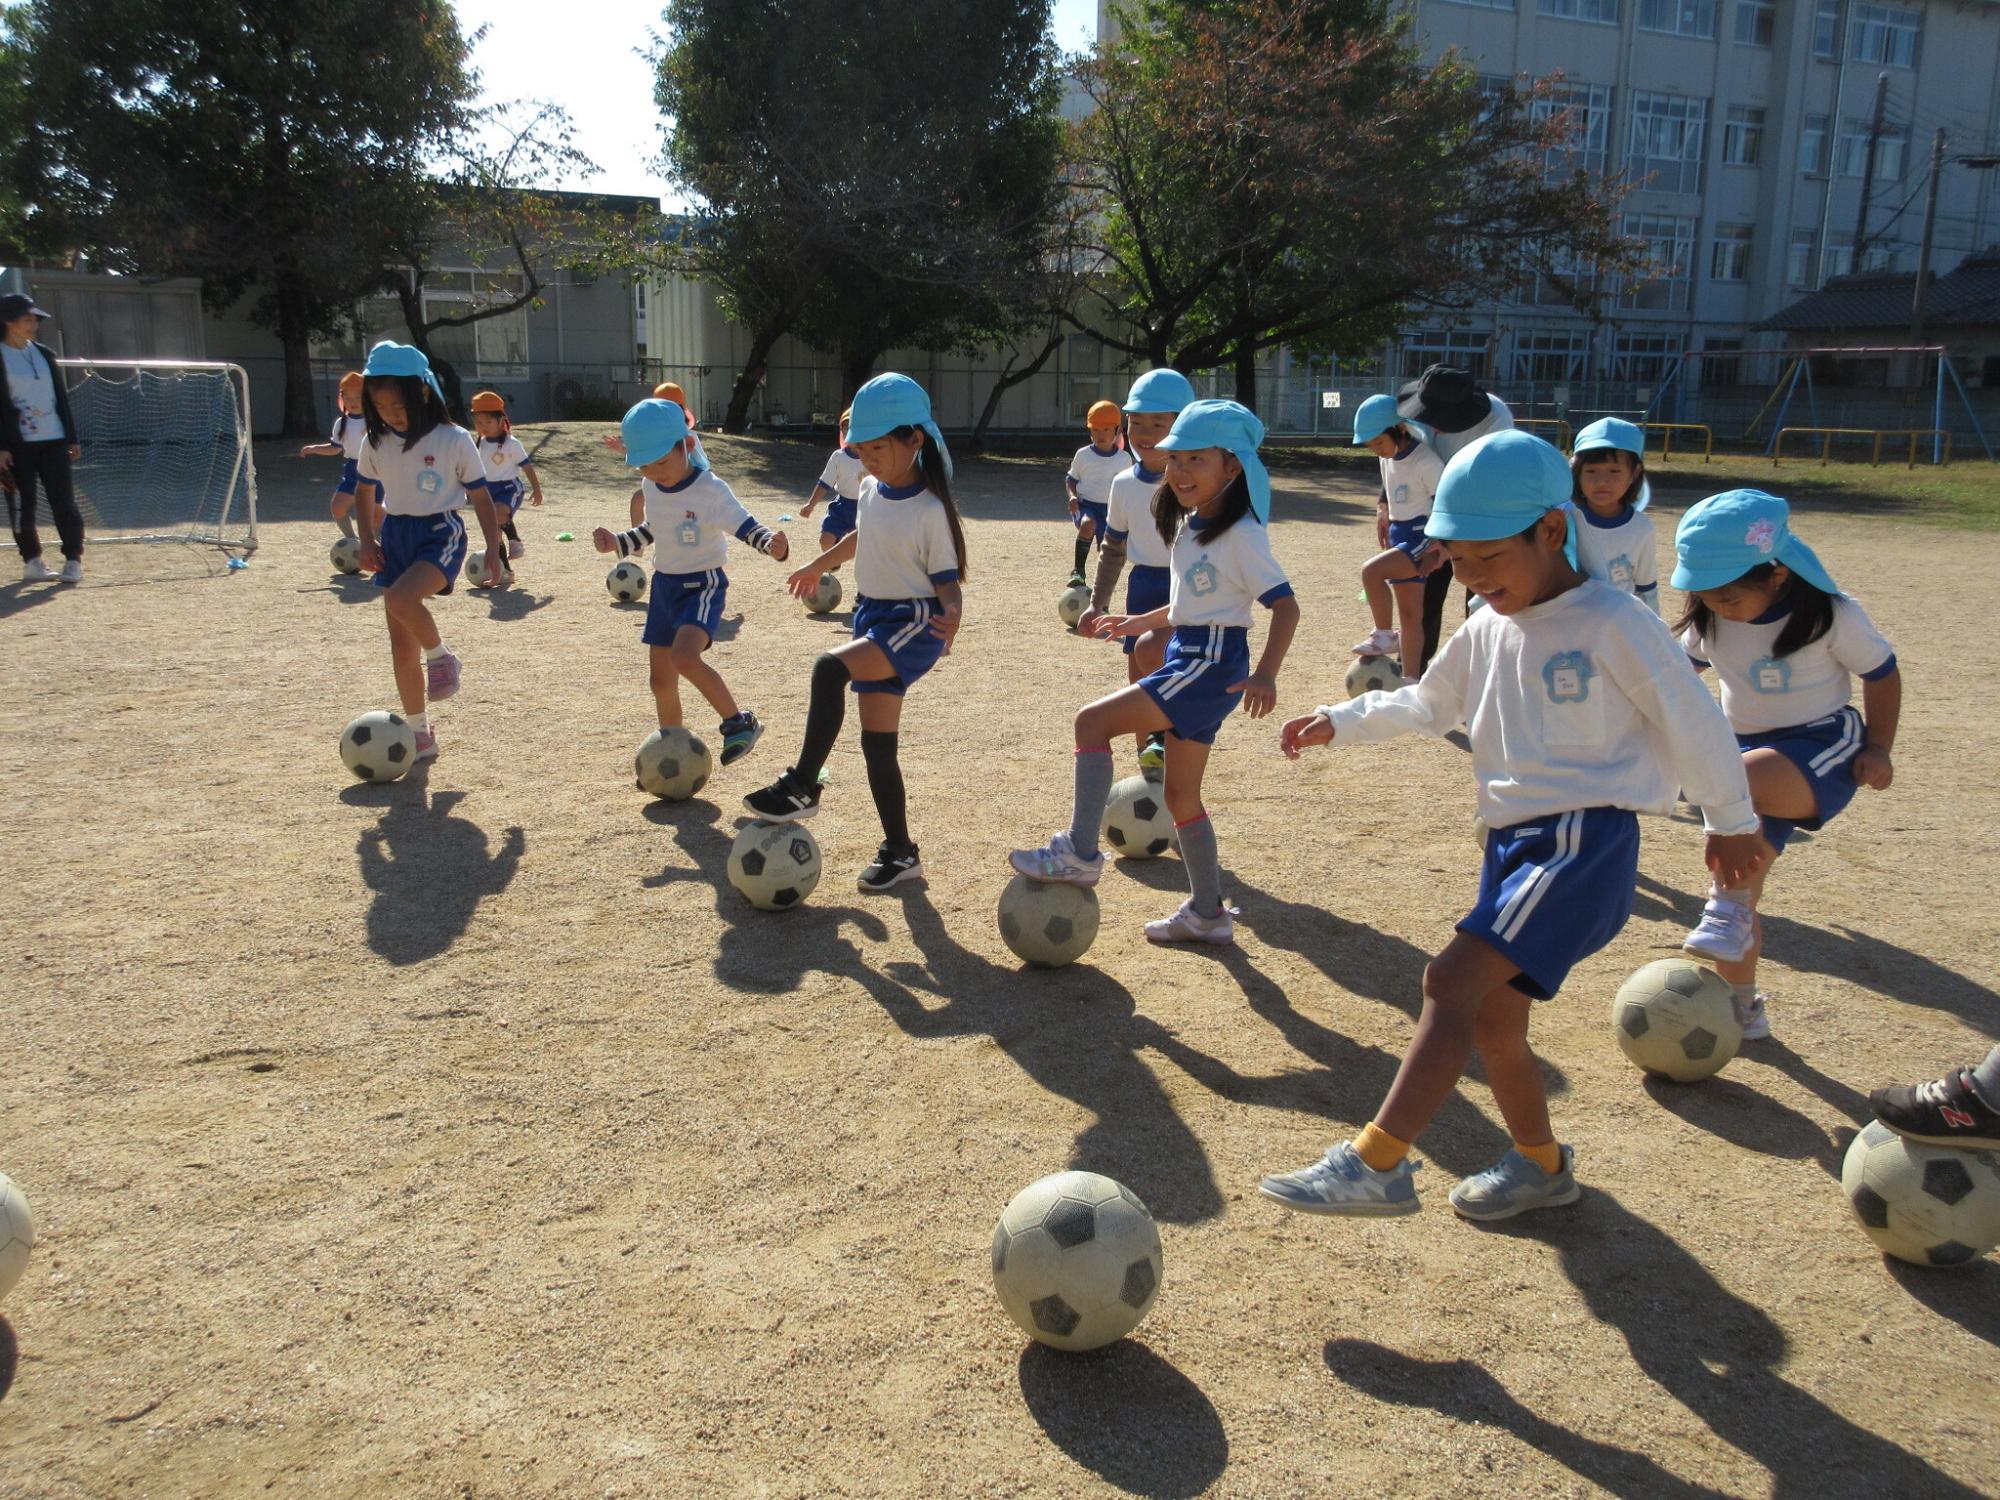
992;1170;1163;1352
805;571;843;614
339;710;417;783
466;549;513;588
1345;654;1403;697
1611;959;1743;1082
1102;773;1175;860
727;822;823;910
997;873;1099;967
1842;1120;2000;1268
634;726;712;801
0;1173;33;1304
1057;584;1091;628
329;535;363;575
607;560;648;602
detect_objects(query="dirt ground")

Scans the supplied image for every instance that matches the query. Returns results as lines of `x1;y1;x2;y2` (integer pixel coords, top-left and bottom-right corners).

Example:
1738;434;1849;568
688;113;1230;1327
3;422;1997;1500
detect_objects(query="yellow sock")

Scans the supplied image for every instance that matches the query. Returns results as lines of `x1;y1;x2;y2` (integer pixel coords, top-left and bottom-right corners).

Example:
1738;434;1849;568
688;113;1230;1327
1354;1122;1411;1172
1516;1139;1564;1175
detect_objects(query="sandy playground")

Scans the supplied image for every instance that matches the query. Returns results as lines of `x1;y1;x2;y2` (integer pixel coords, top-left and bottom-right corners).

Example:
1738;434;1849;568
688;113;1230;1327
2;423;1997;1498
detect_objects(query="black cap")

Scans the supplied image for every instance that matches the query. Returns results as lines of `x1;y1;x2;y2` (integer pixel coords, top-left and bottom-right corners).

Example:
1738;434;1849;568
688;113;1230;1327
0;293;50;322
1396;363;1494;434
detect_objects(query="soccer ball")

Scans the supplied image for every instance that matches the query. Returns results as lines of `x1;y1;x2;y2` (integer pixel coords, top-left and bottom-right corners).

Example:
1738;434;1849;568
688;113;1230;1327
330;535;363;574
1611;959;1743;1082
1842;1120;2000;1268
1346;654;1403;697
728;822;823;910
634;726;712;800
1102;774;1175;860
805;572;843;613
998;874;1100;967
607;560;649;601
339;710;418;783
0;1174;34;1303
991;1171;1163;1352
466;549;513;588
1057;585;1091;628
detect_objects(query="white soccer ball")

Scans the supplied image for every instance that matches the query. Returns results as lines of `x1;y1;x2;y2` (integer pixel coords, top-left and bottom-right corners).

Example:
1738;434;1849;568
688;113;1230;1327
634;726;712;801
728;822;823;910
329;535;363;574
1611;959;1743;1082
805;571;843;614
1102;774;1175;860
1346;654;1403;697
465;549;513;588
339;710;418;783
998;874;1099;967
607;560;649;601
992;1171;1163;1352
0;1174;35;1303
1842;1120;2000;1268
1057;585;1091;628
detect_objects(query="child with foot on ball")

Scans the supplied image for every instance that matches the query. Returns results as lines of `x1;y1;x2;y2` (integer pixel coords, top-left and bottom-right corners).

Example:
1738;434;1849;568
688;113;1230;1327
1011;399;1299;946
351;342;502;762
1673;490;1900;1041
1259;431;1766;1222
1570;418;1659;614
1348;393;1446;681
469;391;542;569
1065;401;1127;587
743;373;968;893
594;399;789;768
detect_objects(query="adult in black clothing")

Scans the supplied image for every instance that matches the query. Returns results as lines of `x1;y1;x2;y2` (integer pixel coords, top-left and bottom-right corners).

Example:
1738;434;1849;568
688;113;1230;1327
1397;365;1515;671
0;292;85;582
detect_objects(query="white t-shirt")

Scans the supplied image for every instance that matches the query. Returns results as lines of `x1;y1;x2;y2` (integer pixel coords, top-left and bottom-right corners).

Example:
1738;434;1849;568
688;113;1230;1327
330;412;367;461
1427;397;1515;465
1167;513;1291;629
479;434;530;486
816;447;865;502
1068;443;1127;507
854;478;960;600
3;343;63;443
1321;579;1758;834
1576;505;1660;613
1104;463;1172;569
357;424;487;517
1381;440;1445;523
642;468;764;575
1681;594;1895;735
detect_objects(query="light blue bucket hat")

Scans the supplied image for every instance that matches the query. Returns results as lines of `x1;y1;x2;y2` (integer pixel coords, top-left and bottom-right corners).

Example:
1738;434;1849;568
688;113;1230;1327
847;373;952;480
1571;417;1651;511
1123;368;1197;414
362;340;446;407
1352;393;1407;446
1430;429;1579;569
621;398;708;472
1671;489;1839;594
1152;399;1271;522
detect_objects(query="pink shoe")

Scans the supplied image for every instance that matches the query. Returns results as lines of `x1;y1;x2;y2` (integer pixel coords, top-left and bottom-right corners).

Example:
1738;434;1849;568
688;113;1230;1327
425;649;462;700
412;728;438;762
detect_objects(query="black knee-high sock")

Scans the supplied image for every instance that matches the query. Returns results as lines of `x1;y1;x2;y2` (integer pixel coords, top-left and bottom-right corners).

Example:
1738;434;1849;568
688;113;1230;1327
503;519;522;542
795;653;850;782
861;729;910;849
1072;533;1091;574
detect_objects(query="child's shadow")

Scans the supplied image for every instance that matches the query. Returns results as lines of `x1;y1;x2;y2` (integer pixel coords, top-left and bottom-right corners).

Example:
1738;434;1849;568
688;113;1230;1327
482;587;553;621
349;786;523;965
303;574;378;605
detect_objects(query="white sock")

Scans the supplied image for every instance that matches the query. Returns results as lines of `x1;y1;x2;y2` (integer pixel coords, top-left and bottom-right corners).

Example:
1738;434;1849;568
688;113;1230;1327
410;711;430;734
1709;885;1751;910
1731;981;1757;1007
424;643;449;663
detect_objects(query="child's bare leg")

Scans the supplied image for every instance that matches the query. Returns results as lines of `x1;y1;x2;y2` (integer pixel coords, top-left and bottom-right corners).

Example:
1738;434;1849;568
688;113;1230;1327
1709;749;1813;990
671;624;738;721
1391;579;1427;678
382;570;445;717
1714;864;1770;990
385;611;425;717
820;531;840;570
1374;932;1526;1145
1361;550;1415;632
1475;983;1551;1150
648;645;684;727
331;491;356;538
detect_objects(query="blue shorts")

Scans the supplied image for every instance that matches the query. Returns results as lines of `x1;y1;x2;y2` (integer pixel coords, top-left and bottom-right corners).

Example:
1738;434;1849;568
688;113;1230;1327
820;495;858;541
852;595;947;696
1387;517;1430;575
1122;566;1171;656
1073;499;1108;539
1461;807;1639;1000
1738;706;1863;852
643;568;728;647
1139;625;1250;745
374;511;467;594
488;478;522;514
336;458;360;497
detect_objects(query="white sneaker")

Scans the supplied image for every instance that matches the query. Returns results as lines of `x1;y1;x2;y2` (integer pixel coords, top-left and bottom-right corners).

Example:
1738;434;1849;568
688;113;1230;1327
1683;896;1755;965
506;538;525;560
1008;831;1104;887
1350;626;1399;657
1259;1141;1422;1217
58;558;82;583
1144;898;1237;945
1736;991;1772;1041
21;557;53;581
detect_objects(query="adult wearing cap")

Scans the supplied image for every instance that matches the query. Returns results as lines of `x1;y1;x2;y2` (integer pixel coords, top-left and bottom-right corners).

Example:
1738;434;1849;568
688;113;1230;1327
1398;364;1515;673
0;292;85;583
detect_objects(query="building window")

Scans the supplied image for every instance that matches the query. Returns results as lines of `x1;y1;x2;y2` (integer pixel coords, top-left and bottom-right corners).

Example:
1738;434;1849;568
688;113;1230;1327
1401;329;1491;379
1788;228;1816;287
1621;214;1697;309
1722;106;1765;167
1849;2;1919;65
1541;0;1619;21
1710;223;1754;280
1734;0;1773;45
1638;0;1716;37
1627;93;1709;195
1440;0;1516;10
1512;331;1592;382
1525;244;1593;306
1860;242;1899;272
1535;82;1613;177
1700;339;1744;386
1612;333;1681;383
1801;114;1829;177
1813;0;1840;57
1824;232;1855;280
1837;119;1907;180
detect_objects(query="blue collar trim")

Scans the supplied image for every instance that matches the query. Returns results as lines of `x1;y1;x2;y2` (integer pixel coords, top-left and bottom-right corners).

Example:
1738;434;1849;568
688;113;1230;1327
1132;462;1163;483
1751;599;1792;625
661;469;703;494
1580;503;1634;529
877;479;927;500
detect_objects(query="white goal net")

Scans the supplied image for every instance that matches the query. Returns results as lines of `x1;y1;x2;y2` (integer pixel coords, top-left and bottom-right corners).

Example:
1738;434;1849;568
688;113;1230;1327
60;360;260;552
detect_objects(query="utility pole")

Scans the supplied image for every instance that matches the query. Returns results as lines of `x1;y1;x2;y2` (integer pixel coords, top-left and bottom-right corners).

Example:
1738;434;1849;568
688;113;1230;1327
1911;127;1947;347
1852;72;1889;268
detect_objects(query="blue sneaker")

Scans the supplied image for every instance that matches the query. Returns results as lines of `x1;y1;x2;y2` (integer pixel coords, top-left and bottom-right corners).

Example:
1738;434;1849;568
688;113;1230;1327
1258;1141;1421;1217
1448;1146;1580;1222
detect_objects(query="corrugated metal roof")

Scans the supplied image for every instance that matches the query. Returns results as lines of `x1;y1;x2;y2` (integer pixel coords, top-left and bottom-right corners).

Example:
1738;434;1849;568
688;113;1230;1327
1757;250;2000;332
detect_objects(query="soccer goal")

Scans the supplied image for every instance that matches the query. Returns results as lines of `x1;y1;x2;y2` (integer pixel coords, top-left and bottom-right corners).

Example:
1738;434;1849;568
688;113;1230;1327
59;360;260;552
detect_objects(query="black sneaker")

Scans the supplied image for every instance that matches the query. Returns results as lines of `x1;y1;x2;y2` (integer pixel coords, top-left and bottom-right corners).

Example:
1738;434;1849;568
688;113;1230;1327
857;842;923;892
719;711;764;766
1871;1067;2000;1149
742;769;819;822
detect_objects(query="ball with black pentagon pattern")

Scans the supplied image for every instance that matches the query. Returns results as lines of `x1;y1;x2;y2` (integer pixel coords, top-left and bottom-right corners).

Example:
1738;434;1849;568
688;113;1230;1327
805;571;843;614
1611;958;1743;1082
339;710;417;783
330;535;363;575
635;726;712;801
1057;584;1091;628
1841;1120;2000;1268
997;874;1099;967
728;821;823;911
1346;654;1403;697
1102;773;1176;860
0;1172;35;1304
992;1170;1163;1352
465;548;513;588
606;560;649;602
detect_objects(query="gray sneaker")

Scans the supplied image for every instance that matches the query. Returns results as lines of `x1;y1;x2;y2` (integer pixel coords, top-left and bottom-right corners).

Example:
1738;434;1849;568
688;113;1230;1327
1258;1140;1421;1217
1448;1146;1580;1222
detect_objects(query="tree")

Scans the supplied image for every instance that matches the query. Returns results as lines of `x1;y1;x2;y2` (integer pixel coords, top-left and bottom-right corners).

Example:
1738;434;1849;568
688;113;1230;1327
1074;0;1640;406
12;0;473;434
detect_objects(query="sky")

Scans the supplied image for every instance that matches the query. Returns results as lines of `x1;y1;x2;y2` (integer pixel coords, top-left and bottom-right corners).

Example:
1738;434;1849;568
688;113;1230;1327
457;0;1101;205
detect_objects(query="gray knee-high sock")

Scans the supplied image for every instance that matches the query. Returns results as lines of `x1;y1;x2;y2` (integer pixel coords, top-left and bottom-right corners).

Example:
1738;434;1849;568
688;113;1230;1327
1177;814;1223;917
1068;747;1115;858
1970;1044;2000;1109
